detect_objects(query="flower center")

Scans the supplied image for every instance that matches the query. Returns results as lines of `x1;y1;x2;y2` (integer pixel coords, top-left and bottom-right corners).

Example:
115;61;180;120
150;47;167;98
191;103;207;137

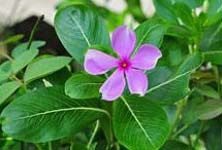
119;59;131;70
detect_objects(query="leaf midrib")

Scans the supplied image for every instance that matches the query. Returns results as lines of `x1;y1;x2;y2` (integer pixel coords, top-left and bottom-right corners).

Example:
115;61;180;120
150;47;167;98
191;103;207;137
70;15;91;46
146;70;192;94
120;96;156;149
7;107;110;121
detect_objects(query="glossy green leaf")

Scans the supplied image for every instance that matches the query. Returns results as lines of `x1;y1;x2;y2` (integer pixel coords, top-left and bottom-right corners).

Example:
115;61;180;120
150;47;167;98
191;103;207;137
24;56;72;83
0;81;21;105
55;4;110;63
135;19;166;49
11;41;45;58
145;52;202;104
12;49;39;74
196;100;222;120
1;87;109;143
113;96;170;150
65;73;104;99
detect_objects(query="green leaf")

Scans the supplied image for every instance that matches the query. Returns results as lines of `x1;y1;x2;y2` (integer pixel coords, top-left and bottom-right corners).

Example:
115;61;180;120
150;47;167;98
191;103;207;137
55;4;110;63
195;84;220;99
200;22;222;51
65;73;104;99
1;87;109;143
154;1;194;29
11;41;45;58
0;81;21;105
113;96;170;150
135;19;166;49
145;52;202;104
174;0;204;9
205;0;222;25
12;49;39;74
0;61;12;83
160;140;189;150
24;56;72;83
204;51;222;65
153;0;177;23
195;100;222;120
0;34;24;46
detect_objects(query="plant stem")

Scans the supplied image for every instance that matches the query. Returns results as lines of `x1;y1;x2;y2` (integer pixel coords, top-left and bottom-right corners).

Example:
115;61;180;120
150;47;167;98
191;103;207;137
193;121;205;147
87;120;100;149
27;15;44;50
48;142;52;150
70;142;74;150
170;99;187;139
35;143;43;150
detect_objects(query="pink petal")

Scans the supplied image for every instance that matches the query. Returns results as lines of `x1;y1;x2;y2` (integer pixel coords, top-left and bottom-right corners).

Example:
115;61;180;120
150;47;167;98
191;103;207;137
112;26;136;59
126;69;148;96
132;44;162;70
84;49;118;75
100;70;126;101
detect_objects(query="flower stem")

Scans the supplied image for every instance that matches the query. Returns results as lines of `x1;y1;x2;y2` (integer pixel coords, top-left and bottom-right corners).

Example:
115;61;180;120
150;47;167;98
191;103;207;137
27;15;44;50
87;120;100;149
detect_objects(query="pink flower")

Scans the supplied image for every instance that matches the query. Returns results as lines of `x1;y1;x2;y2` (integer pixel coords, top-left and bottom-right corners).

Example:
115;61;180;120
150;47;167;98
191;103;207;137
84;26;162;101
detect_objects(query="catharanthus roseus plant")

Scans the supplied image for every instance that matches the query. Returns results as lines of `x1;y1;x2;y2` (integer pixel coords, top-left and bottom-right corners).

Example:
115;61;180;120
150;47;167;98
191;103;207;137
0;0;222;150
84;26;162;100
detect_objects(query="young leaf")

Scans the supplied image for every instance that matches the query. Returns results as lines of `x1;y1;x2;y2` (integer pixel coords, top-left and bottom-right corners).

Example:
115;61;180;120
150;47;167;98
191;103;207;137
65;73;104;99
12;49;39;74
0;81;21;105
1;87;109;143
11;41;46;58
55;4;110;64
24;56;72;83
0;61;12;83
135;19;166;49
113;96;170;150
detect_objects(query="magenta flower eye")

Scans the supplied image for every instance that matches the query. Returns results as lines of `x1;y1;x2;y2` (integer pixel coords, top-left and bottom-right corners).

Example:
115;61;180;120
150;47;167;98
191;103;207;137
84;25;162;101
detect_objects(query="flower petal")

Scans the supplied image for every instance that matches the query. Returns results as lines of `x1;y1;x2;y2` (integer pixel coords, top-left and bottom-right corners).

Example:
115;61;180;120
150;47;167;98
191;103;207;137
112;26;136;58
132;44;162;70
100;70;125;101
126;69;148;96
84;49;118;75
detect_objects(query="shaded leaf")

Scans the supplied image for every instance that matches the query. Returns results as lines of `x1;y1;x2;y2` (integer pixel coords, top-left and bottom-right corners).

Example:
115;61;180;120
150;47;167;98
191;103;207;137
1;87;109;143
113;96;170;150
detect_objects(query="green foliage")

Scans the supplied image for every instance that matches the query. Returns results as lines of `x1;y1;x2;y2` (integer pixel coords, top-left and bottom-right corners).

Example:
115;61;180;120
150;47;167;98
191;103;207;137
55;4;110;64
0;81;21;105
113;96;170;150
1;1;222;149
11;49;39;74
65;73;105;99
24;56;72;83
1;87;109;143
